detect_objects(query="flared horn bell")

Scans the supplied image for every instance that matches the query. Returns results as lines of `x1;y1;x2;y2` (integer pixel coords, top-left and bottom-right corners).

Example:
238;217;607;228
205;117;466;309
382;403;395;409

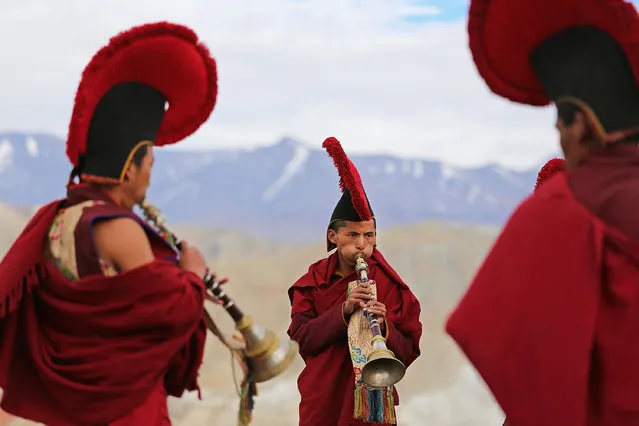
236;316;299;383
360;337;406;388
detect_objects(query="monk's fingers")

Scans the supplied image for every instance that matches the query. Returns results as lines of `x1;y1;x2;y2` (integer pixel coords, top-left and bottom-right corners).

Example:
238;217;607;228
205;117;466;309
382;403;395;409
350;292;368;301
354;284;372;294
347;296;365;306
352;288;375;299
364;301;386;315
363;300;376;308
363;299;382;309
349;293;366;301
364;307;386;316
205;294;223;305
206;290;227;304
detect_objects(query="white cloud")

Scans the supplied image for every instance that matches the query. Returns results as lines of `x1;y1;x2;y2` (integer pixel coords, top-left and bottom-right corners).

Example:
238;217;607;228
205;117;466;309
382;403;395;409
0;0;558;170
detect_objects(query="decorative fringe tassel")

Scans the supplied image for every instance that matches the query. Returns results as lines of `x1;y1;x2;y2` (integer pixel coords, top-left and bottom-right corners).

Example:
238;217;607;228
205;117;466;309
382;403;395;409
1;265;41;320
353;384;396;424
236;355;257;426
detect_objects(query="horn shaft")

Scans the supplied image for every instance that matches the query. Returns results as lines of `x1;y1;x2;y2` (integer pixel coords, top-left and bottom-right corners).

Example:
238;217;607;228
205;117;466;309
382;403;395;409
138;202;244;321
138;200;298;383
355;254;406;388
202;269;244;322
355;255;384;345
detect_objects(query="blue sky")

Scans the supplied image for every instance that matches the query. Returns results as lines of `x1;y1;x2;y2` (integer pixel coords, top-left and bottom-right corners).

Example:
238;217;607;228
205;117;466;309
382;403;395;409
399;0;468;23
399;0;639;22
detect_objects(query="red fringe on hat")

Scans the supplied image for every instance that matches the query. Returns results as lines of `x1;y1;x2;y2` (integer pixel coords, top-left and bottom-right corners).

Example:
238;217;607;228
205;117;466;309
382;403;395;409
322;137;372;221
468;0;639;105
66;21;218;167
535;158;565;191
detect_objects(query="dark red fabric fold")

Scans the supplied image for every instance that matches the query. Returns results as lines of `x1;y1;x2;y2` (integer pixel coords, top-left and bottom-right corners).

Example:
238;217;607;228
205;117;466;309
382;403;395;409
0;200;206;426
288;249;422;426
446;176;600;426
445;173;639;426
0;201;59;320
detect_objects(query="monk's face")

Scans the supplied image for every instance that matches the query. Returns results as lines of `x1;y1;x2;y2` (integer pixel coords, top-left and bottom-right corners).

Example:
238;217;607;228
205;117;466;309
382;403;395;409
122;146;154;208
328;220;377;269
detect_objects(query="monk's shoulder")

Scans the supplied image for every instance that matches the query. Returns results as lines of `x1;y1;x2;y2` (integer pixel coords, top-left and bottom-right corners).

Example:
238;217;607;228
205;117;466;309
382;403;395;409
76;200;135;226
507;189;593;237
93;217;155;271
93;216;146;237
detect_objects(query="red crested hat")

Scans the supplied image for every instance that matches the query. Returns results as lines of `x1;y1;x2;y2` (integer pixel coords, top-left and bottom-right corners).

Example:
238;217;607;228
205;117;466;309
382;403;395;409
534;158;566;191
323;137;374;251
66;21;218;183
469;0;639;142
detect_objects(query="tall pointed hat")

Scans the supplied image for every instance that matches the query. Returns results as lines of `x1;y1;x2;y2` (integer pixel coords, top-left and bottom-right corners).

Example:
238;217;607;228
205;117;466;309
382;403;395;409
469;0;639;143
322;137;374;251
66;21;218;184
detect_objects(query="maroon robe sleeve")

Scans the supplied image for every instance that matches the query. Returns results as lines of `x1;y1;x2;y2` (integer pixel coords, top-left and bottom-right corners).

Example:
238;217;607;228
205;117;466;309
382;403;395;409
0;259;209;426
382;283;422;367
445;186;603;426
385;321;418;367
163;274;208;398
288;286;348;358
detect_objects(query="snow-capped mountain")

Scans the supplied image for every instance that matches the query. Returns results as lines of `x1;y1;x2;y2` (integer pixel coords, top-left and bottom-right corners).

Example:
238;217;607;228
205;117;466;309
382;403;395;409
0;132;554;241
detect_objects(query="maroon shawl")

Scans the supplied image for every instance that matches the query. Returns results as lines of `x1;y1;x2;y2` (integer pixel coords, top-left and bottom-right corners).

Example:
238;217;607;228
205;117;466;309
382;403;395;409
0;197;206;425
447;145;639;426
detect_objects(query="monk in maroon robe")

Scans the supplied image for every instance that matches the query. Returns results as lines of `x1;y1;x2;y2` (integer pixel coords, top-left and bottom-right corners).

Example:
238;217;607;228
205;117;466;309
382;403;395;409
288;137;422;426
0;22;218;425
446;1;639;425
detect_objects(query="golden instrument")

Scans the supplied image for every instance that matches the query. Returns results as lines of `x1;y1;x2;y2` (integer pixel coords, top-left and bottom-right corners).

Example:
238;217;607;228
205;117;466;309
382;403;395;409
355;254;406;388
139;200;298;384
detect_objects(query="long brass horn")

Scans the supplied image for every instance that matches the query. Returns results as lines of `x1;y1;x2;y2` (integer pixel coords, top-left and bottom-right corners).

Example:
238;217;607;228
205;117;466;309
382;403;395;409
139;200;298;383
355;254;406;388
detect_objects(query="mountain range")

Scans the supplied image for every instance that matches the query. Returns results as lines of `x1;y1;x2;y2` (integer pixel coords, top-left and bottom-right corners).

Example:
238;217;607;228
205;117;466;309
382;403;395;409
0;132;557;242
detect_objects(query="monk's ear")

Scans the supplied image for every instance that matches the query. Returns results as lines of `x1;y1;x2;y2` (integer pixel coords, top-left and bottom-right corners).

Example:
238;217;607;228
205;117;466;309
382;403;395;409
572;110;597;146
122;163;137;182
327;229;338;245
